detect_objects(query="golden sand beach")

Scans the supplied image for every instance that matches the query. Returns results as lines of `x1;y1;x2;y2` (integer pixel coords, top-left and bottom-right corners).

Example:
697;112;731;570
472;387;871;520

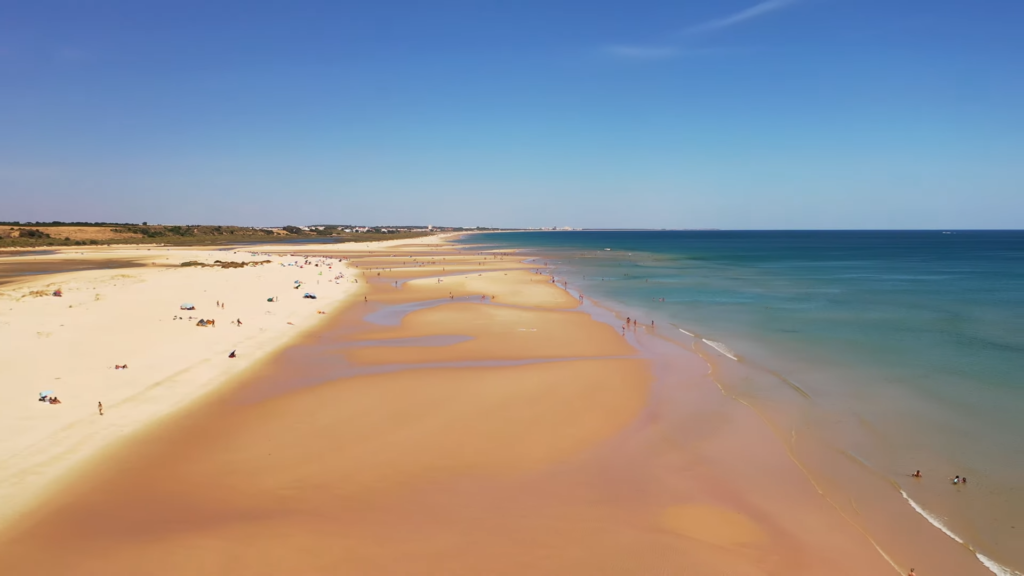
0;236;952;575
0;239;422;528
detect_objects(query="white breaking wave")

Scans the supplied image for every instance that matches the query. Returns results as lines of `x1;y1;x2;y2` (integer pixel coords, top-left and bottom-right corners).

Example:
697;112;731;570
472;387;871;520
702;338;738;361
980;555;1024;576
899;490;1023;576
900;489;963;544
678;328;694;337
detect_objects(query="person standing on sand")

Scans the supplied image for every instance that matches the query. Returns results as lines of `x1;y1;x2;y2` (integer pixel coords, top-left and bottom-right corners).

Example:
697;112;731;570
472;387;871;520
98;402;103;416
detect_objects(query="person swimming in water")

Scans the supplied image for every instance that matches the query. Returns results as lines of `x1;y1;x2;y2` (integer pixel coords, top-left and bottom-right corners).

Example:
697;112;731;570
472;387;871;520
912;470;922;478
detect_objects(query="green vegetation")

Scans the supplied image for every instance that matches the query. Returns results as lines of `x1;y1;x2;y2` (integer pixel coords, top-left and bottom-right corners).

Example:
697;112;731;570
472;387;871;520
0;221;138;227
181;260;273;268
15;228;51;239
0;223;441;249
107;224;278;239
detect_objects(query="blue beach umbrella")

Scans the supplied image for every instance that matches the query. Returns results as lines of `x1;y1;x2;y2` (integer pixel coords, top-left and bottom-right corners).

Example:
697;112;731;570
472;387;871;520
39;390;53;397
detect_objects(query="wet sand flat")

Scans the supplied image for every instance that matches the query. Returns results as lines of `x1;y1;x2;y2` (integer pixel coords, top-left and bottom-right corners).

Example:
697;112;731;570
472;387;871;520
0;258;146;286
0;238;909;575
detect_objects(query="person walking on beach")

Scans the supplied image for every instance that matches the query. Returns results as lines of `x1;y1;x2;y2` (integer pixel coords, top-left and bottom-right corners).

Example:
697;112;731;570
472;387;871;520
97;401;104;416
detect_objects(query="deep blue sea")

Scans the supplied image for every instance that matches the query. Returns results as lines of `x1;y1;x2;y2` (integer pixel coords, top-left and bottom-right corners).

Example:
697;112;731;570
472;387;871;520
459;230;1024;574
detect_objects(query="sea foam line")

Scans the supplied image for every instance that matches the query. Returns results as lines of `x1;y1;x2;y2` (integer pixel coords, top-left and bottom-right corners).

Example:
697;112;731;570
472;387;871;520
702;338;738;361
674;316;1013;574
898;489;1023;576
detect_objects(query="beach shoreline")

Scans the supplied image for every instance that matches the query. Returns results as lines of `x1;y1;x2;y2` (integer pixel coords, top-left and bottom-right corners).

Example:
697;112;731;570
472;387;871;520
0;233;997;575
463;232;1017;576
0;234;902;575
0;235;455;532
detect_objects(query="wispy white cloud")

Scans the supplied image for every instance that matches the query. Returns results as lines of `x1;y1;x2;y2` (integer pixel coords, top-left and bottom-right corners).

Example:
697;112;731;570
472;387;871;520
602;0;800;62
682;0;801;35
604;45;679;60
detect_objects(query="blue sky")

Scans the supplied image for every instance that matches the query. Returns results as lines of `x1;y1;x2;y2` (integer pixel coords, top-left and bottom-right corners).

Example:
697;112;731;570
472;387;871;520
1;0;1022;228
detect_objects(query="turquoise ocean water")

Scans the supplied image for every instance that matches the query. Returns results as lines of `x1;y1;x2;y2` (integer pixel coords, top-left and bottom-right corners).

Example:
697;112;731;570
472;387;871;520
459;230;1024;575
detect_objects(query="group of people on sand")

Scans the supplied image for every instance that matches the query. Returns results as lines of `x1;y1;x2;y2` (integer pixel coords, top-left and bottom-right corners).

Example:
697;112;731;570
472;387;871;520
38;394;61;404
114;364;129;370
911;470;968;485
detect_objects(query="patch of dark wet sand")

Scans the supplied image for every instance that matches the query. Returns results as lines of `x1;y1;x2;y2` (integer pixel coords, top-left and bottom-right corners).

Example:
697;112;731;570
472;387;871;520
0;259;147;286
